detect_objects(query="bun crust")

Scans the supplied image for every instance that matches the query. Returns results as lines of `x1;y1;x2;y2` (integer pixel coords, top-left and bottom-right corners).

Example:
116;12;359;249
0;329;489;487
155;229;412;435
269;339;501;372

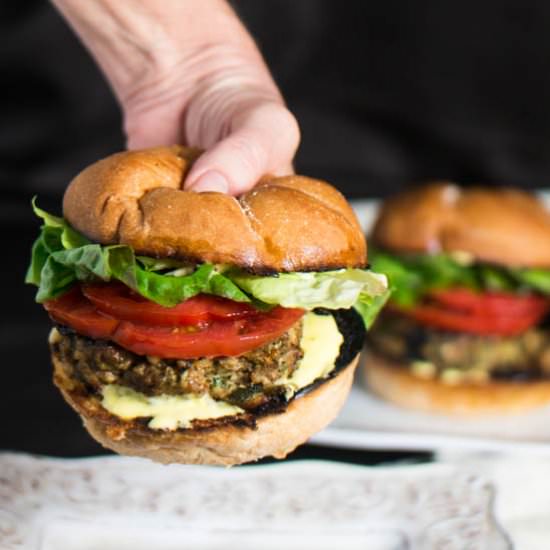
63;146;366;272
372;182;550;267
53;353;358;466
364;352;550;415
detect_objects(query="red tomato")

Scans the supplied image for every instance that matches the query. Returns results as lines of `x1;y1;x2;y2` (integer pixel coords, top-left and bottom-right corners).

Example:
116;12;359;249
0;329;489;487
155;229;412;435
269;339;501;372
44;287;119;338
113;307;304;358
400;304;545;336
44;286;305;358
82;283;257;326
393;288;550;336
429;288;550;317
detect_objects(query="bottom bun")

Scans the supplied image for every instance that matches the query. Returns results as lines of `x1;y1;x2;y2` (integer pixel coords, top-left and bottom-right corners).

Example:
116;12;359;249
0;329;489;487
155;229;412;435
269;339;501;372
53;354;358;466
363;352;550;415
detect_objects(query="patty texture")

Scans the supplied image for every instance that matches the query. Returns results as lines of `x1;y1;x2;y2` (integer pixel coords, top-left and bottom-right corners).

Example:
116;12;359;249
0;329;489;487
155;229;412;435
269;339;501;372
369;312;550;383
51;321;303;410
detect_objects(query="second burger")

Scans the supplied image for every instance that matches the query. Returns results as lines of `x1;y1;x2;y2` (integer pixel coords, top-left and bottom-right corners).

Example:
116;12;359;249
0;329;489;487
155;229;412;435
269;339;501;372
367;182;550;414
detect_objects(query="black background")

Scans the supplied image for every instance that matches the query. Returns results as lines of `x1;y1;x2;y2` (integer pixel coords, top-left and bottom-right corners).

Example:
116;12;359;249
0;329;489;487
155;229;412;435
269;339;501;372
4;0;550;462
3;1;550;198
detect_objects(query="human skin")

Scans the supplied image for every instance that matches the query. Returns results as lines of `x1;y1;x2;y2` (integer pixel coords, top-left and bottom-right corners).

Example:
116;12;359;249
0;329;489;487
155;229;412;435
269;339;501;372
51;0;300;195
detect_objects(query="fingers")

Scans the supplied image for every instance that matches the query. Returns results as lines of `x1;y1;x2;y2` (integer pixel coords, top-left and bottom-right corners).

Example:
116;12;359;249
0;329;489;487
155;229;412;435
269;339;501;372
124;98;300;196
185;102;300;196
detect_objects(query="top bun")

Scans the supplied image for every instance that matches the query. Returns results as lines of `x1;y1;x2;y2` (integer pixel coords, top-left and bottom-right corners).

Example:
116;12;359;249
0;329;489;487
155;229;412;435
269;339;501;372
63;146;366;272
372;182;550;268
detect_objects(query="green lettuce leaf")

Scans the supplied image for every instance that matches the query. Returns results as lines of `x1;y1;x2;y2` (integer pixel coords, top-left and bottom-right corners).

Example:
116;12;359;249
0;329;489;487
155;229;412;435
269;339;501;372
25;233;51;286
32;240;252;307
369;247;550;306
31;198;90;249
108;250;251;307
478;265;516;292
36;256;78;301
511;268;550;294
136;256;192;272
229;269;388;310
367;252;423;307
354;289;392;329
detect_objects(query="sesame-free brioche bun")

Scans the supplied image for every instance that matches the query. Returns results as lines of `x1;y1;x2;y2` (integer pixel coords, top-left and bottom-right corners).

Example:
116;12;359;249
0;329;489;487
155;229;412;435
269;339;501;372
372;182;550;268
363;352;550;415
53;353;358;466
63;146;366;272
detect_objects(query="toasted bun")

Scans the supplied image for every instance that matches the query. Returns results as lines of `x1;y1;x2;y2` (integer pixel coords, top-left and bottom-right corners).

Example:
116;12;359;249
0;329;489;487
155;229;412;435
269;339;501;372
363;352;550;415
53;353;358;466
372;182;550;267
63;146;366;272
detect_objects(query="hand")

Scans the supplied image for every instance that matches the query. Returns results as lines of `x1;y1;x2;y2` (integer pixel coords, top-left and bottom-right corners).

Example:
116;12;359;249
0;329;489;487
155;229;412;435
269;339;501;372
123;44;300;195
52;0;300;195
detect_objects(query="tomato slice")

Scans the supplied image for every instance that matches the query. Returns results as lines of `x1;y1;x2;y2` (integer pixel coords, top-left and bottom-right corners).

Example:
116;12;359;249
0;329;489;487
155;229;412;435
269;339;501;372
399;303;545;336
393;288;550;336
44;286;305;358
44;287;118;339
429;288;550;317
113;307;304;358
82;283;257;326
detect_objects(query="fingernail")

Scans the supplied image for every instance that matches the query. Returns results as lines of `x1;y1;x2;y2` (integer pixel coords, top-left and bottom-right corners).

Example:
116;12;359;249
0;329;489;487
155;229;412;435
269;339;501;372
187;170;229;193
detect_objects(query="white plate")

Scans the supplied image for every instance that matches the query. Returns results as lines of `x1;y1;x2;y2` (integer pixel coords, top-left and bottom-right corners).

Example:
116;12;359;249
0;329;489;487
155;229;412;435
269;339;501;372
0;453;510;550
310;198;550;455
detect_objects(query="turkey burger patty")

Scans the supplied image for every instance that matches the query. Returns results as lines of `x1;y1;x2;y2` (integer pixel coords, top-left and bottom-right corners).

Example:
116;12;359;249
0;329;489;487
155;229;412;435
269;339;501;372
50;320;304;409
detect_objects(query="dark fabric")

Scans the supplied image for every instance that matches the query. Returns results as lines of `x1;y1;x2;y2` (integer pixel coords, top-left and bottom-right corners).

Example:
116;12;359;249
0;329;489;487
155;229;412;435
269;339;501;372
2;1;550;199
0;1;124;196
235;0;550;195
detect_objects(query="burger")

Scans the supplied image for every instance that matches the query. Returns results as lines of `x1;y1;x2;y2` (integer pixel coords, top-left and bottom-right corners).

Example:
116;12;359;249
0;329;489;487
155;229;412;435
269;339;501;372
365;182;550;414
26;146;388;465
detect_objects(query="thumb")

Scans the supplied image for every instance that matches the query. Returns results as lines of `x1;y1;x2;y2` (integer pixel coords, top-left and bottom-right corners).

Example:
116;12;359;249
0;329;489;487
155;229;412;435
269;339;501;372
185;102;300;195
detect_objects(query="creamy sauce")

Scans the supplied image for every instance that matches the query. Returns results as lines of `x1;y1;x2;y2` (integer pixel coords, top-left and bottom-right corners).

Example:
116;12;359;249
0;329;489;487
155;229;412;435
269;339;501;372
102;386;244;430
49;327;62;345
101;312;344;430
282;312;343;391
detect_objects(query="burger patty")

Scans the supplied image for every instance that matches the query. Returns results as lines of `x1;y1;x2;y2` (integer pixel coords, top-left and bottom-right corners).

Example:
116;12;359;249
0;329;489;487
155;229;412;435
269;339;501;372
51;321;303;410
368;312;550;383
